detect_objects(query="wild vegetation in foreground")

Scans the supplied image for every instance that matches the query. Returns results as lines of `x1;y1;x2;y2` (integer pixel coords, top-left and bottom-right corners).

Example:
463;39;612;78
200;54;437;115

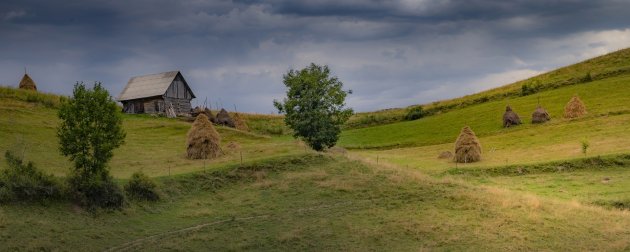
2;154;630;251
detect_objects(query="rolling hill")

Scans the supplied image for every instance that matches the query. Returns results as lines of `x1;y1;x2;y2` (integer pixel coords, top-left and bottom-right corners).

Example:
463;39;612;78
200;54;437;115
2;48;630;250
345;47;630;129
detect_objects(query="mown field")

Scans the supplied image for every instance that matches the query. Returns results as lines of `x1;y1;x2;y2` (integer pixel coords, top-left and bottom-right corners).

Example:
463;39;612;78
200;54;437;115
0;89;301;178
340;74;630;149
345;47;630;129
3;154;630;251
3;48;630;250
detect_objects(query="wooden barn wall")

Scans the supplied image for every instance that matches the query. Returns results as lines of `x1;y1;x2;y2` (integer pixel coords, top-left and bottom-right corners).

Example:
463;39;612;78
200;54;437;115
122;97;164;114
163;97;192;115
165;75;193;99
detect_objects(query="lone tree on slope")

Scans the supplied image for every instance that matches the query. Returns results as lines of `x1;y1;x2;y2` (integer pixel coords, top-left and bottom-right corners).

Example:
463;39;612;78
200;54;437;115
274;63;353;151
57;82;126;208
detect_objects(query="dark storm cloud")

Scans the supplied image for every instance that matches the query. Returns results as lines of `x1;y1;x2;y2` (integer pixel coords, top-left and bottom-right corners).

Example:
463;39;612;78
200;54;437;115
1;0;630;112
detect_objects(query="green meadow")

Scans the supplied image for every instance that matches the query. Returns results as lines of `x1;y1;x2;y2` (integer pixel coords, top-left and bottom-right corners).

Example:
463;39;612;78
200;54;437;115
3;48;630;250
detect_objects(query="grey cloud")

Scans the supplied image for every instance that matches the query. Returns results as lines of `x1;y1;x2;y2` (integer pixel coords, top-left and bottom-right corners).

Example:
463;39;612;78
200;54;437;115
1;0;630;112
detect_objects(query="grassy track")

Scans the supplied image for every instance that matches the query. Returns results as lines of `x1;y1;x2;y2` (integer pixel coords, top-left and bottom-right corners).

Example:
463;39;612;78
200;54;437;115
3;154;630;251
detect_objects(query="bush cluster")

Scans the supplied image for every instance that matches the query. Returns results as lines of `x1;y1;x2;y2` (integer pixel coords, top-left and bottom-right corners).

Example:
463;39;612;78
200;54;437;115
404;106;425;121
124;172;160;201
67;172;125;209
0;151;63;203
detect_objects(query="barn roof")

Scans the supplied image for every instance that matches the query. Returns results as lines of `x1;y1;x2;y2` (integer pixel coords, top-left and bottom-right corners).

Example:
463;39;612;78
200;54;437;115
117;70;195;101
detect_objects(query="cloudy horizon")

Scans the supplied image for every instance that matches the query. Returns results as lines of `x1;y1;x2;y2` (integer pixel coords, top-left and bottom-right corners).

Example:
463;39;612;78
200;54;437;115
1;0;630;113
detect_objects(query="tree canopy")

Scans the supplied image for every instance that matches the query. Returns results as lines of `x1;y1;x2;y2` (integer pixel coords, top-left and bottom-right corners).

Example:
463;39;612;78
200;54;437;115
274;63;353;151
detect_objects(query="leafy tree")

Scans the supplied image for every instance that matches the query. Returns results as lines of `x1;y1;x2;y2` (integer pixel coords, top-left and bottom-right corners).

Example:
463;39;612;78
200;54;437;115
274;63;353;151
57;82;126;208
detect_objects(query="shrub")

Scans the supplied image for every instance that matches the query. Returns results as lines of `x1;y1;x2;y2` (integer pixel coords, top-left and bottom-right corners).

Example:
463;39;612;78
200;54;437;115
124;172;160;201
404;106;425;121
0;151;62;203
67;171;125;209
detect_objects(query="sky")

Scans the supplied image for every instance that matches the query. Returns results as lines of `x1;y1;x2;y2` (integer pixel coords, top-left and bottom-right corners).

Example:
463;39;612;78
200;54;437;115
1;0;630;113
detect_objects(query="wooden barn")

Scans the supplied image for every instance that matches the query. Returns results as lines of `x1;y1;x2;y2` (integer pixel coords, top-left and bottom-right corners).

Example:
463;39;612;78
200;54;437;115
117;71;196;115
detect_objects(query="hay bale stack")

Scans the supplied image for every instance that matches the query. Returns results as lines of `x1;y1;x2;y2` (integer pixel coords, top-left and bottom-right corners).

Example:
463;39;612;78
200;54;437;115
204;108;216;123
502;105;522;128
233;113;249;131
18;74;37;91
453;126;482;163
216;108;235;127
564;95;587;119
531;105;551;123
438;151;453;159
186;114;222;159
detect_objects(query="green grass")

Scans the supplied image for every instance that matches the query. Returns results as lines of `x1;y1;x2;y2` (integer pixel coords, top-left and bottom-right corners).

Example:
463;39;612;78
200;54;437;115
344;47;630;129
4;154;630;251
340;74;630;149
4;48;630;250
0;96;302;178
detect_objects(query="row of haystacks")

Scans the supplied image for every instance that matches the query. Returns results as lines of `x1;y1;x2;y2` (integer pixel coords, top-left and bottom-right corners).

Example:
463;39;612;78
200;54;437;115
190;106;249;131
450;94;588;163
502;94;587;128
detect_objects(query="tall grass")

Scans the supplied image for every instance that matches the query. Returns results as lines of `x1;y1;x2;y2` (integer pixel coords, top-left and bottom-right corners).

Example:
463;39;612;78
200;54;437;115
0;86;66;108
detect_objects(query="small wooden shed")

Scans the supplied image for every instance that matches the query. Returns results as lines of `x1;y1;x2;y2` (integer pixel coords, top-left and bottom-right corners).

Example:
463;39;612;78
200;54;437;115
117;71;196;115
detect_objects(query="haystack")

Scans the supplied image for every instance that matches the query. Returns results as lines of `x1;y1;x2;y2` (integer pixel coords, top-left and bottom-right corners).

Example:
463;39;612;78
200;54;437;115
191;106;203;117
204;108;217;123
18;74;37;91
233;113;249;131
453;126;482;163
502;105;521;128
564;95;587;119
191;107;216;123
438;151;453;159
186;114;222;159
216;108;235;127
531;105;551;123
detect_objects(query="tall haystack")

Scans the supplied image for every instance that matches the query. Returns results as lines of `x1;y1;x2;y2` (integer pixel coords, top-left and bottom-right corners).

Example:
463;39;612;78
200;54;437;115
216;108;235;127
18;74;37;91
233;113;249;131
564;95;587;119
502;105;521;128
191;107;216;123
531;105;551;123
186;114;222;159
454;126;482;163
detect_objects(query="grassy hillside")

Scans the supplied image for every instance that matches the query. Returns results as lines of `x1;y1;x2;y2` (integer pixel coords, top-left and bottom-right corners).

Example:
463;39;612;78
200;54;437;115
345;47;630;129
0;88;301;178
4;154;630;251
340;74;630;149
